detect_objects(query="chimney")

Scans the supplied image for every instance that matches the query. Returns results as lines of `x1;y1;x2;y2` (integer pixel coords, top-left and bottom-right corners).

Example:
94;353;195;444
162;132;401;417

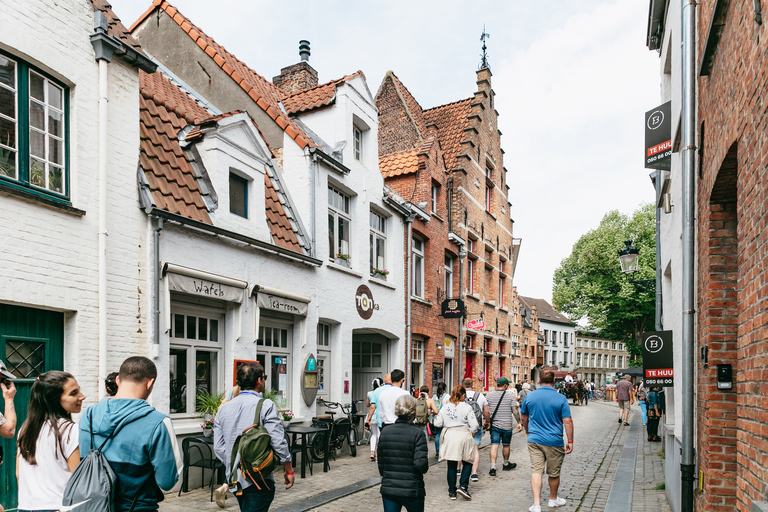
273;40;318;95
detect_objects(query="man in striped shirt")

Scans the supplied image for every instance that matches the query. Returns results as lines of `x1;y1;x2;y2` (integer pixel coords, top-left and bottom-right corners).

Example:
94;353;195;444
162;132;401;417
485;377;522;475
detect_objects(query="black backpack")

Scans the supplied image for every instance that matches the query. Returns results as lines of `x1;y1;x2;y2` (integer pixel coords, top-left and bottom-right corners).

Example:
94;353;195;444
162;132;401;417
62;409;144;512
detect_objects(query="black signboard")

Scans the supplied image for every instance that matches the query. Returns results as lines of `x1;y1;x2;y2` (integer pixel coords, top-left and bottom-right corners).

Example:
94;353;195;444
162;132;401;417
644;101;671;170
440;298;465;318
641;331;674;387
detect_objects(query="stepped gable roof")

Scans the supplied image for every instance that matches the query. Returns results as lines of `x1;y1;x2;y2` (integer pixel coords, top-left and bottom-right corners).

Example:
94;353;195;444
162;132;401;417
131;0;314;150
282;71;364;115
519;296;573;326
91;0;146;55
423;98;473;171
379;147;419;178
140;70;212;224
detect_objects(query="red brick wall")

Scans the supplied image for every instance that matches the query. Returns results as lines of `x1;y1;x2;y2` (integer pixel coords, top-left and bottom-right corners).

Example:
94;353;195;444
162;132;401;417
376;73;423;156
697;1;768;508
272;62;318;95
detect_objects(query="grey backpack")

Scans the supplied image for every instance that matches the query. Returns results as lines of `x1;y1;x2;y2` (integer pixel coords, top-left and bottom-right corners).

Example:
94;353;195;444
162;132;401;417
62;409;143;512
465;392;483;426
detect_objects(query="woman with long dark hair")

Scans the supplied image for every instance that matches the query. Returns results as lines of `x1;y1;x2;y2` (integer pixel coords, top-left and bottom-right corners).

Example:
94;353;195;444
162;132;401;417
16;371;85;512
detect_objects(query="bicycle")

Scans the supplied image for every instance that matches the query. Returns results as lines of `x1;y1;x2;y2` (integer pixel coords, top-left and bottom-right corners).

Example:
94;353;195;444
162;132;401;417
309;398;357;461
352;399;371;446
594;388;606;400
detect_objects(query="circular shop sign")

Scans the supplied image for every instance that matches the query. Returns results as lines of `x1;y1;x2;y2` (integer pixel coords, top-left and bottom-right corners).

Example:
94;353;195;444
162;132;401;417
647;110;665;130
644;334;663;354
355;284;376;320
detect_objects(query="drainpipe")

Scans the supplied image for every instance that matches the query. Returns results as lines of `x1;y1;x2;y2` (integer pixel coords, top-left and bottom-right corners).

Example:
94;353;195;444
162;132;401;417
405;212;415;387
97;57;109;397
458;244;466;389
680;0;697;509
311;153;317;257
651;170;663;331
153;217;163;348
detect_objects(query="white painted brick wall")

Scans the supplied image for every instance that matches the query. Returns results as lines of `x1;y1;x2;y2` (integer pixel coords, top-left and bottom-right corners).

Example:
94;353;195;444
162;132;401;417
0;1;147;403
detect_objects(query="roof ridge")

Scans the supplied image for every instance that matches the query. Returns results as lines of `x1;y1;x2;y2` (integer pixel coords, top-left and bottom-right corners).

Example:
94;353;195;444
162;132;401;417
282;70;364;99
422;96;473;113
387;71;425;113
130;0;314;149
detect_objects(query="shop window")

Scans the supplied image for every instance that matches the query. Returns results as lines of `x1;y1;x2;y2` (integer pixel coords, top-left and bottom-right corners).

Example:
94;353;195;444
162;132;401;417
328;186;351;261
257;323;292;409
0;52;69;199
169;308;223;416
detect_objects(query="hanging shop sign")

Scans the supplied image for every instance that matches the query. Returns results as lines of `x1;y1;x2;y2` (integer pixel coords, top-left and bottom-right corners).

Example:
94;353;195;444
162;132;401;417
644;101;672;170
355;285;379;320
441;298;465;318
467;319;485;331
444;335;455;358
256;292;308;316
642;330;674;387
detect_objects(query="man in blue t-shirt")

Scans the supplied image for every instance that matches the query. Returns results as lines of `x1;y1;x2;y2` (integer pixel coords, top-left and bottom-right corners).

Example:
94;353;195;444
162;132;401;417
520;369;573;512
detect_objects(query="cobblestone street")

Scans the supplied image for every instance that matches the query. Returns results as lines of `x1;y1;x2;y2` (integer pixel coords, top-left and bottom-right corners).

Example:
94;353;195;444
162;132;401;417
161;400;670;512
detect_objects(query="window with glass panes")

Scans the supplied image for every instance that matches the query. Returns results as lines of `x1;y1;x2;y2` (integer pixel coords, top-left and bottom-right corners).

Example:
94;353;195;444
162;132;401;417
316;323;331;397
444;255;453;298
611;355;616;368
353;126;363;161
169;308;223;416
466;258;475;295
370;210;386;275
257;323;291;409
412;237;424;297
328;186;351;260
0;53;68;198
352;340;382;368
411;338;423;388
431;184;438;213
499;276;505;307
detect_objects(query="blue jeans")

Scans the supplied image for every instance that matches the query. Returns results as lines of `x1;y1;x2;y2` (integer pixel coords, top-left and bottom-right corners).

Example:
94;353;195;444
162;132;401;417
447;460;472;492
433;426;443;452
473;428;483;445
382;496;425;512
235;481;276;512
640;401;648;425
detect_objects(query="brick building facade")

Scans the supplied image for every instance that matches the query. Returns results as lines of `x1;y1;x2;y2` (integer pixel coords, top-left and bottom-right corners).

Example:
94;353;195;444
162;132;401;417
694;2;768;510
377;66;530;392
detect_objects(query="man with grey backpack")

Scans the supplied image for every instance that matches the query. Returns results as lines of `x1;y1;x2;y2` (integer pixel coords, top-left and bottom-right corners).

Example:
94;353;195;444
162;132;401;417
214;362;293;511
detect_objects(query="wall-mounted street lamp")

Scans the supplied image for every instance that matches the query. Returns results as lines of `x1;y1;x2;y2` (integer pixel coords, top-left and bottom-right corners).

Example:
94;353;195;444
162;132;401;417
617;240;655;292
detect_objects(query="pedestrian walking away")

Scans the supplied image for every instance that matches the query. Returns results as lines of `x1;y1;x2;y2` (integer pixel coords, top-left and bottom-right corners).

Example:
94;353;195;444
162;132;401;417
518;382;531;406
615;375;634;425
431;382;449;460
377;394;429;512
214;362;294;512
485;377;523;476
414;386;439;441
365;377;384;460
462;378;490;482
78;356;183;512
0;359;17;440
16;371;84;512
636;381;648;426
366;373;392;430
378;369;410;428
520;368;573;512
433;385;479;501
646;386;662;442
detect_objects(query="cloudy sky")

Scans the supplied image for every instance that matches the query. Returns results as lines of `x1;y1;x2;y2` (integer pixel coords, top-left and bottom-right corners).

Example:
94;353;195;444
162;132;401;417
111;0;661;303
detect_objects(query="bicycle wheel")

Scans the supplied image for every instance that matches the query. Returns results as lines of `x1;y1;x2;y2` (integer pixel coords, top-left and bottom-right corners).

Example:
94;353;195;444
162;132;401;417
348;429;357;457
309;431;328;462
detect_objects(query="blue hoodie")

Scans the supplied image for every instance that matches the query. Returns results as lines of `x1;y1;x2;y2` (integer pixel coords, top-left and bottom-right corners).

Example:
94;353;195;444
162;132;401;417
79;398;182;512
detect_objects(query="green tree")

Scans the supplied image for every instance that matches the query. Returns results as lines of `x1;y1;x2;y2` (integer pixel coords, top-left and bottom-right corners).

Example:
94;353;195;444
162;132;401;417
553;203;656;362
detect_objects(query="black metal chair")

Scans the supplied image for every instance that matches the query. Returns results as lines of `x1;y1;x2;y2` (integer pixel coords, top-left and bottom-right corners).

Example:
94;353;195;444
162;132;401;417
179;437;225;501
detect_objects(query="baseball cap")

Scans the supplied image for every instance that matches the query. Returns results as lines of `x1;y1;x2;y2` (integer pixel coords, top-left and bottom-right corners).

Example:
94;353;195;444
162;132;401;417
496;376;510;386
0;360;15;381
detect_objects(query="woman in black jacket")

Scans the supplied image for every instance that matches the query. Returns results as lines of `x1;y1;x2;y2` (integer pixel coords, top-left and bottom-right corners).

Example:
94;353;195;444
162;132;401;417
377;394;429;512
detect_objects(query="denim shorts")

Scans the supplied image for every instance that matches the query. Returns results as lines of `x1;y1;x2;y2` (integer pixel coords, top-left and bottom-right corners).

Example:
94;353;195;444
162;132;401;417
473;428;483;445
490;426;512;445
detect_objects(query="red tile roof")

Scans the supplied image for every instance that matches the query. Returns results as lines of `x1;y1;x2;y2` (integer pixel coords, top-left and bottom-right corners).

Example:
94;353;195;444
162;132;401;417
282;71;364;115
91;0;146;55
379;148;419;179
423;98;473;171
130;1;315;150
140;70;213;224
264;172;302;252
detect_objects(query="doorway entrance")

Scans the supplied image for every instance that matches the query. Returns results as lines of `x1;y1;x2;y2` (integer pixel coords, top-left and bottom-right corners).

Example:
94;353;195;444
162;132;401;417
351;334;390;405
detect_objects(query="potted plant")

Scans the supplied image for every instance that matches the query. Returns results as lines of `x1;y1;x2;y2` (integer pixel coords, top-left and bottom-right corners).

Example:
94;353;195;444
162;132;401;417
279;410;294;429
201;418;215;437
372;268;389;279
334;253;351;268
196;389;225;425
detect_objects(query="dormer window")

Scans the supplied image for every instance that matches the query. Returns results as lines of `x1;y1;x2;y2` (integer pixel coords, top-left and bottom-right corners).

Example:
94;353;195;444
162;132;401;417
353;126;363;161
229;172;248;218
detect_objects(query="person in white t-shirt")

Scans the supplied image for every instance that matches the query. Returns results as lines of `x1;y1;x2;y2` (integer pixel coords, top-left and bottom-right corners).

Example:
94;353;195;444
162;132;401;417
463;378;490;483
377;369;409;427
16;371;85;512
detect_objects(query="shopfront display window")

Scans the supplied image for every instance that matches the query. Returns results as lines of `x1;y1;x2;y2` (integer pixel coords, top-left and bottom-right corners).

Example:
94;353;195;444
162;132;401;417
257;323;291;409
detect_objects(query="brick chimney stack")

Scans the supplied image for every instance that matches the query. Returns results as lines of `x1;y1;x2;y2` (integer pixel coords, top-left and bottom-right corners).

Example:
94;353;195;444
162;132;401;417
273;40;318;95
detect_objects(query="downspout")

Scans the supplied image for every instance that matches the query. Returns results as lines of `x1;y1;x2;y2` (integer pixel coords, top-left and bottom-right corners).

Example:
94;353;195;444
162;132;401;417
458;244;466;388
680;0;697;509
405;212;415;388
652;170;663;331
97;57;108;397
311;153;317;257
153;217;163;348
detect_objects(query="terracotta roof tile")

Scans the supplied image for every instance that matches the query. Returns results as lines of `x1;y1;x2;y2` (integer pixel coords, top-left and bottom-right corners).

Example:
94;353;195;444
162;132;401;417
91;0;146;56
264;174;302;252
379;148;419;179
131;1;315;150
140;70;213;224
281;71;363;115
423;98;473;170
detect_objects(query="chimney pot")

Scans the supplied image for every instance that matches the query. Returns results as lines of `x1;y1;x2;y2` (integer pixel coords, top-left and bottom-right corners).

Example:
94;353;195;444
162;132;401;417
299;40;311;62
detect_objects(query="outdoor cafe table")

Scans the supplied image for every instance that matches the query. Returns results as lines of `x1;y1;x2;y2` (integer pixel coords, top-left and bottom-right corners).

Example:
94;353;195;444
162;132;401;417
285;425;330;478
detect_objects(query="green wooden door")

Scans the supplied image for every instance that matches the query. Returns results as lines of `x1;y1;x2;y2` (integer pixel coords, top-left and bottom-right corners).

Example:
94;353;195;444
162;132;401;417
0;304;64;510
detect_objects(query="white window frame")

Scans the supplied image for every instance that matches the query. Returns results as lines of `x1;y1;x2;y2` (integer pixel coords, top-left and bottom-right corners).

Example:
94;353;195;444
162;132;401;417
257;320;293;410
499;276;505;307
412;236;424;298
411;338;424;389
466;258;475;295
370;210;387;276
353;125;363;161
169;304;225;419
444;255;454;298
316;322;331;398
328;185;351;260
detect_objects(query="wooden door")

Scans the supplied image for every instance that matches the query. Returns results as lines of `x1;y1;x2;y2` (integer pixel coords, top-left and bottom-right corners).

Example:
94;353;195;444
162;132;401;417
0;304;64;510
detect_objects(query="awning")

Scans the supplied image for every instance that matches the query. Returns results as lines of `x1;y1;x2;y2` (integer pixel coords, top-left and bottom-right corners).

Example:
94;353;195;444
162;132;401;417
251;285;310;317
163;263;247;303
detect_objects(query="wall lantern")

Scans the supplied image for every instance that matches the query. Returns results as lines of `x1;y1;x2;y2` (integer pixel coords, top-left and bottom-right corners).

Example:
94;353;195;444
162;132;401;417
617;240;640;274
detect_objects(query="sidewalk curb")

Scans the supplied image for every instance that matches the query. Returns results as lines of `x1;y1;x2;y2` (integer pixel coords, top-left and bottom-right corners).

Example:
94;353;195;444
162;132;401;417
604;419;637;511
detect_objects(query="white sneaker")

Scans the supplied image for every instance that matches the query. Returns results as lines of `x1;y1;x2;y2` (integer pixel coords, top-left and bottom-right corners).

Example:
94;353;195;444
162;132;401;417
548;497;566;507
214;483;228;508
528;506;541;512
